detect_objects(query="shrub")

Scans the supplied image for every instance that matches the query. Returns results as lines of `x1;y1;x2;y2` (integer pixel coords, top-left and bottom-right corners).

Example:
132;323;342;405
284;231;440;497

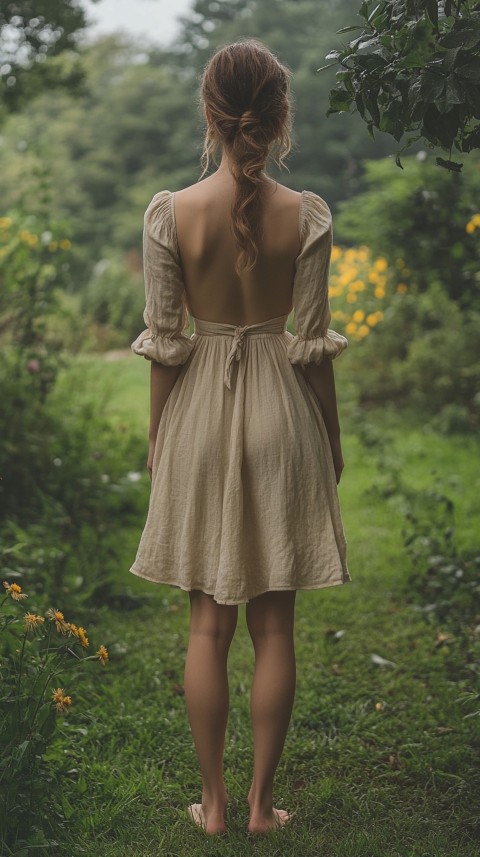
334;151;480;310
80;251;146;351
0;198;148;607
0;580;109;852
343;282;480;428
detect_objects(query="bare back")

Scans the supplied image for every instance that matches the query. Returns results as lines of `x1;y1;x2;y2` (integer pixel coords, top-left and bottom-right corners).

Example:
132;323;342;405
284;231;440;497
173;172;302;326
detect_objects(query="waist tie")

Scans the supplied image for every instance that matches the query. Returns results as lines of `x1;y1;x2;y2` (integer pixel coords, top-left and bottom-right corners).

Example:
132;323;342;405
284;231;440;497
192;314;289;390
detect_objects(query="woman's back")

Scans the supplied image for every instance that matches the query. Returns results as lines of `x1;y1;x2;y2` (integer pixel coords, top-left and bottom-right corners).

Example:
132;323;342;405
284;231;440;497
174;175;302;325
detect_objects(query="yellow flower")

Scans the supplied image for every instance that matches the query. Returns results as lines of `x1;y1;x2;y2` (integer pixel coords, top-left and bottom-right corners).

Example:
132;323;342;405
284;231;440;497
46;607;69;634
97;644;109;666
66;622;79;637
466;221;475;234
328;286;342;297
374;310;384;321
353;309;365;323
19;229;31;243
27;234;39;247
396;283;408;294
346;293;357;303
48;240;58;252
3;581;28;601
52;688;72;713
24;612;45;631
331;245;342;262
374;257;388;272
0;217;12;230
357;324;370;337
77;626;89;649
366;313;379;326
59;238;71;250
346;322;357;334
374;286;385;299
473;213;480;226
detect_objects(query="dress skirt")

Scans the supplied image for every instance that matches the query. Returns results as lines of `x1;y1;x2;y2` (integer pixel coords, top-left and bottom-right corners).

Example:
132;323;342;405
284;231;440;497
129;312;351;605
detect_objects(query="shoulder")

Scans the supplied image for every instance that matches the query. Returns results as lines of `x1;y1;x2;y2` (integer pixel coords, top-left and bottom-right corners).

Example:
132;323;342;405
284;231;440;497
300;191;332;237
144;190;175;242
145;189;173;221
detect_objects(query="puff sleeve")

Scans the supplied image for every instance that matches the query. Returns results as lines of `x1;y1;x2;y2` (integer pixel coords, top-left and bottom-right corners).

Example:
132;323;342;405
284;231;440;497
131;190;195;365
286;191;348;365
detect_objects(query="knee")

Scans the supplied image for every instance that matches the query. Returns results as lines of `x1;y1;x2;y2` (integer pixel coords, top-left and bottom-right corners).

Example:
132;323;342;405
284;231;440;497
246;591;296;644
188;591;238;646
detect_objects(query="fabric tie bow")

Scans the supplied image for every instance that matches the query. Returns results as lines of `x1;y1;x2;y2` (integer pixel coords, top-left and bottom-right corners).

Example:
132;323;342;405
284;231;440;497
224;325;249;390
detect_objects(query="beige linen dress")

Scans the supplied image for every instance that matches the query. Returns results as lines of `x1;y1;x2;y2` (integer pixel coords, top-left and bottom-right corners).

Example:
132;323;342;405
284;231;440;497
129;189;352;604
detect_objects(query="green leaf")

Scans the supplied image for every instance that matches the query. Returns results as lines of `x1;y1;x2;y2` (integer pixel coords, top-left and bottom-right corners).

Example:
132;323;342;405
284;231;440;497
445;76;466;105
435;156;463;172
363;90;380;125
329;88;354;110
398;49;432;69
442;47;461;74
336;25;366;34
368;3;383;24
317;63;338;73
358;36;381;50
358;1;372;21
455;62;480;83
325;50;342;61
425;0;438;28
462;80;480;118
355;92;366;119
419;70;446;103
441;23;480;50
395;152;404;169
61;790;75;819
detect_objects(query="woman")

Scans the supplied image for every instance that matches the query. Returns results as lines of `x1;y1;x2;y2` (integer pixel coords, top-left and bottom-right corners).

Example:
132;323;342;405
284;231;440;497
129;38;351;836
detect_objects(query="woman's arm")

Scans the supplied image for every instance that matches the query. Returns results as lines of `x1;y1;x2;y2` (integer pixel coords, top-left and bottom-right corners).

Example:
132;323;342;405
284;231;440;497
305;358;344;483
147;362;183;476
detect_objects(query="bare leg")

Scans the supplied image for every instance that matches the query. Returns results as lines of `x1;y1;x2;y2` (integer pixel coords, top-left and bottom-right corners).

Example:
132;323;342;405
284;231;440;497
245;590;297;833
184;589;238;835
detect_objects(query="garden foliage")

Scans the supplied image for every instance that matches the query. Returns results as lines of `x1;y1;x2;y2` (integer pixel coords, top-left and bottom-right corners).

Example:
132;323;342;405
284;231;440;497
320;0;480;170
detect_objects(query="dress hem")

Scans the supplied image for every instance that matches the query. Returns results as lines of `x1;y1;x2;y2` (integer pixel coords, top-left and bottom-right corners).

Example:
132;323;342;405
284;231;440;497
128;565;352;605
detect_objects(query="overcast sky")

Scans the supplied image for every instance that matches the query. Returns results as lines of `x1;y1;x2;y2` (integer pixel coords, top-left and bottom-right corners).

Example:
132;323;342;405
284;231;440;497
82;0;194;47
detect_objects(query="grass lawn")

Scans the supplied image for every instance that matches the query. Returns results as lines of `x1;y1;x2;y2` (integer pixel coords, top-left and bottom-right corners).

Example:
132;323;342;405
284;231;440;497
50;354;479;857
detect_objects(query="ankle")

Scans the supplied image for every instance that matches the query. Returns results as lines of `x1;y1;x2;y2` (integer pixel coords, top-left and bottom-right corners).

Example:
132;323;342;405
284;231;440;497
202;788;229;811
247;789;273;816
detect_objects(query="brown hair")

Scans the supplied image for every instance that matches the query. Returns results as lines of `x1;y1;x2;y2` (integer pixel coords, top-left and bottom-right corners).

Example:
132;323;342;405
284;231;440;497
199;39;293;274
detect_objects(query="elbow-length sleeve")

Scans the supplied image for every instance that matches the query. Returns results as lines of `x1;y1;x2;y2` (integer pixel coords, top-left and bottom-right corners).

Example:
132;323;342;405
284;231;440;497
286;191;348;366
131;190;195;365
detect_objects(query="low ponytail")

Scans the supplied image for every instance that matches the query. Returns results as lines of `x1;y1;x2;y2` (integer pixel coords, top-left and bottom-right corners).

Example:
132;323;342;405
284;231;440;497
199;39;292;274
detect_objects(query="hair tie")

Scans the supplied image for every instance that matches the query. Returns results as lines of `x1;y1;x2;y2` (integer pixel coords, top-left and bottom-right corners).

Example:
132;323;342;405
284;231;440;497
238;109;257;133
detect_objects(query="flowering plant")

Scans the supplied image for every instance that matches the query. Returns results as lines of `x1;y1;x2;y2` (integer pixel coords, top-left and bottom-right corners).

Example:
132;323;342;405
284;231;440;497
0;580;108;851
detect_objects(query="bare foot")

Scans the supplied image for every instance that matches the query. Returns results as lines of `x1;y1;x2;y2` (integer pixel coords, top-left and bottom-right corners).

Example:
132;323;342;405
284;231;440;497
187;800;228;835
247;807;291;834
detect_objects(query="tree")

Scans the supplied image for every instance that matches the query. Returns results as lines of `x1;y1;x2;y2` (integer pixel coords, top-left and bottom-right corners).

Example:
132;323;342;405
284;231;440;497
319;0;480;172
0;0;99;121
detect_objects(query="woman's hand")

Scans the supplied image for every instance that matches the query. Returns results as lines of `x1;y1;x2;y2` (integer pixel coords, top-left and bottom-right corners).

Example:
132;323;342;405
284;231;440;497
147;438;156;481
329;435;344;485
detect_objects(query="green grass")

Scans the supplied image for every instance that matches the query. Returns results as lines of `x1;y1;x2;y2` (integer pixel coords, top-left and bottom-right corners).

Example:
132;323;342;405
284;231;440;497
47;355;480;856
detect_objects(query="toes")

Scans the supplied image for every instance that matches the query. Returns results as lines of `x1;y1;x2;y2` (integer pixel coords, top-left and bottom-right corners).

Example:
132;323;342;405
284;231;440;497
187;803;206;830
273;808;290;826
